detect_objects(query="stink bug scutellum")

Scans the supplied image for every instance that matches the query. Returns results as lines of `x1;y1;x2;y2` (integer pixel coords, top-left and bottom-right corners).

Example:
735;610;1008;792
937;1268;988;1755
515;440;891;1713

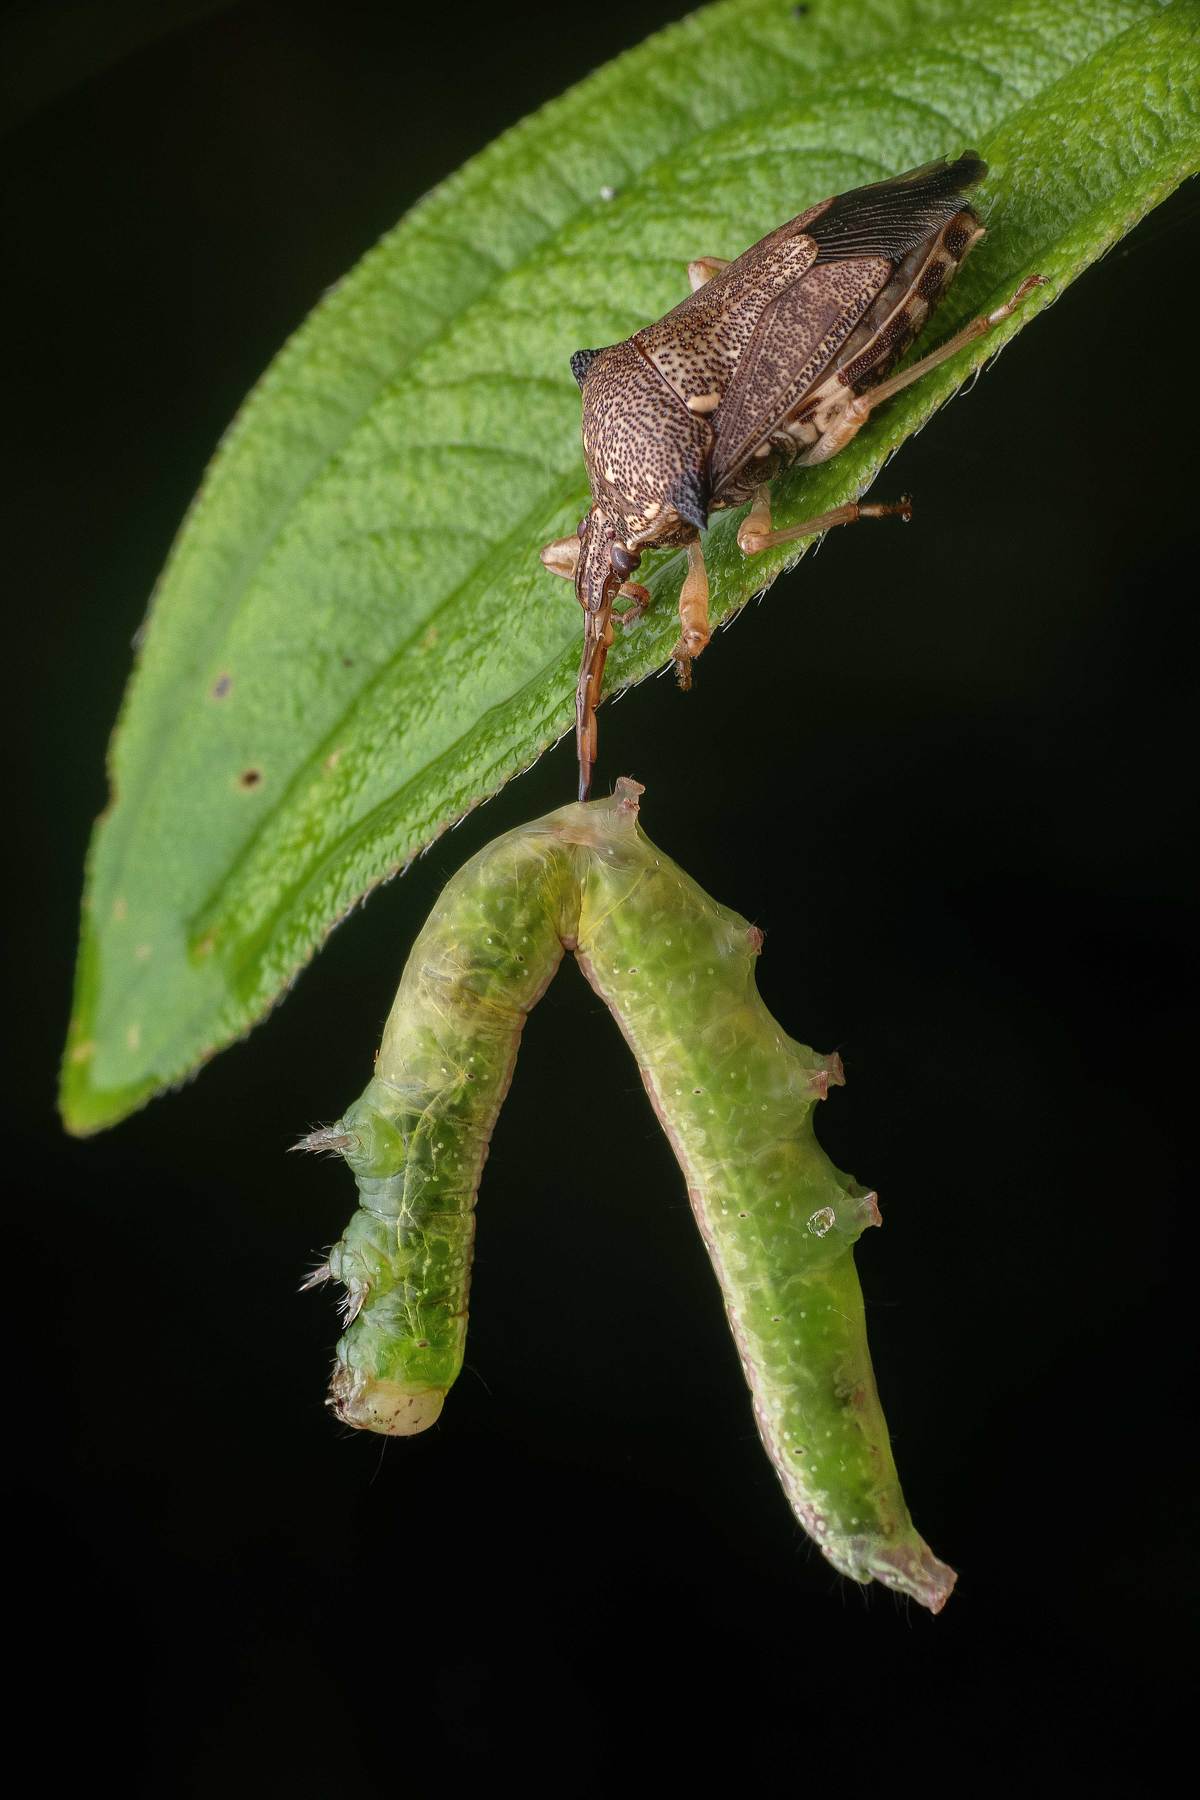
540;153;1046;799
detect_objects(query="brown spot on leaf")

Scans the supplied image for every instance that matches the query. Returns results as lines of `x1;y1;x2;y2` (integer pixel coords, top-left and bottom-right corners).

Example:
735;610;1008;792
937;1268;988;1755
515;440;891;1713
238;768;263;790
212;673;232;699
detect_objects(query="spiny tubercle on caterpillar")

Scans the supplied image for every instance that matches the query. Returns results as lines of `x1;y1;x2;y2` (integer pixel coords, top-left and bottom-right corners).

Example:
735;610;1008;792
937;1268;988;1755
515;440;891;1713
298;778;955;1613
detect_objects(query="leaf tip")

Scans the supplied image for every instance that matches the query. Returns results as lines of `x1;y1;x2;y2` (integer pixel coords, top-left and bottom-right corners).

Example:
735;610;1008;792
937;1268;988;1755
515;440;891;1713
58;1050;158;1137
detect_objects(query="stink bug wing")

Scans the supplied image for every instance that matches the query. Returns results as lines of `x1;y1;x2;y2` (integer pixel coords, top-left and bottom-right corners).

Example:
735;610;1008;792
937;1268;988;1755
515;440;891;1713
637;226;819;411
709;255;891;494
805;151;985;261
709;153;988;497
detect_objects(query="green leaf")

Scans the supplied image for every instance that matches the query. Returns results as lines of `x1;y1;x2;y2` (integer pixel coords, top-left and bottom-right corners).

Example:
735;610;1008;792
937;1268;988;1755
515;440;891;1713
62;0;1200;1134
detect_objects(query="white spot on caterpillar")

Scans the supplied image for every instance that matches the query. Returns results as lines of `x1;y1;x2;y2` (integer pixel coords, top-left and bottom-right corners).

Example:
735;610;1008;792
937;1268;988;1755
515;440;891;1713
808;1206;836;1237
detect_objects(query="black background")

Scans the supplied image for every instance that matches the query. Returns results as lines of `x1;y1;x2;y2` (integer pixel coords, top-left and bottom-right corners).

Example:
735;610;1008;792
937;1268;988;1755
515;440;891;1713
5;0;1195;1788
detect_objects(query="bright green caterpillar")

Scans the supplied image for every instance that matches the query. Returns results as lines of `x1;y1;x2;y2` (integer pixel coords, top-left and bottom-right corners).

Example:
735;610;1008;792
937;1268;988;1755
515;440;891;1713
301;780;955;1613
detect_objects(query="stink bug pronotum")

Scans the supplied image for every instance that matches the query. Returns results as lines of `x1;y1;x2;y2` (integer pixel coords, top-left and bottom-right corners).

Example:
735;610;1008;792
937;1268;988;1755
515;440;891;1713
541;153;1046;799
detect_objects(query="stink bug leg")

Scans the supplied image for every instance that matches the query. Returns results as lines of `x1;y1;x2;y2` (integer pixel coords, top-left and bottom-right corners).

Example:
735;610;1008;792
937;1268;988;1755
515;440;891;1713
737;274;1046;553
687;255;729;294
540;533;581;581
738;488;912;555
795;274;1050;473
673;539;710;689
540;531;646;613
614;582;651;627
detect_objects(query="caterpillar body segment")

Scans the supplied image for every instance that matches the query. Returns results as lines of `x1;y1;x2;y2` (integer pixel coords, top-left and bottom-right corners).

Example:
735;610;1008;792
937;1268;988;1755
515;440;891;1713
574;827;954;1611
307;781;954;1611
316;826;578;1434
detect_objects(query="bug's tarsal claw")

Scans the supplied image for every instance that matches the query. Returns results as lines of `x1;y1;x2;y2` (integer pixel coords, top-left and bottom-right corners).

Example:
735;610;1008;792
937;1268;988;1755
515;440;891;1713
614;582;651;628
991;273;1049;322
299;1262;333;1291
859;494;913;524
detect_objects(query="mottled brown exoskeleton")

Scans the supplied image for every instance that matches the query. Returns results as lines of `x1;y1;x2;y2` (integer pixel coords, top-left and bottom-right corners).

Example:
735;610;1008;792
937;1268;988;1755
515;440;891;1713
541;153;1046;799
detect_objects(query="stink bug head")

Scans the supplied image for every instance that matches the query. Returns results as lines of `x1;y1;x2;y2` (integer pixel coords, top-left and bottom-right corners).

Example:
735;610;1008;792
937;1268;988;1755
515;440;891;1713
574;507;624;614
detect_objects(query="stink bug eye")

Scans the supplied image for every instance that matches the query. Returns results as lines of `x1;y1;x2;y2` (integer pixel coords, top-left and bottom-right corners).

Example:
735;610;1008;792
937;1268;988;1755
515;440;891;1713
570;347;602;389
542;152;1047;800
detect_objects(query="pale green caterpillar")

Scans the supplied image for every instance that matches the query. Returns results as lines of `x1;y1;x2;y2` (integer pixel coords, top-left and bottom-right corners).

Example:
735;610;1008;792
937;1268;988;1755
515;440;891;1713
300;780;955;1612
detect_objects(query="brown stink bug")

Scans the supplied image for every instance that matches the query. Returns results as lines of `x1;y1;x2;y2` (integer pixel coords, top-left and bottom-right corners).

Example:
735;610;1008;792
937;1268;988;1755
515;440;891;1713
541;152;1046;799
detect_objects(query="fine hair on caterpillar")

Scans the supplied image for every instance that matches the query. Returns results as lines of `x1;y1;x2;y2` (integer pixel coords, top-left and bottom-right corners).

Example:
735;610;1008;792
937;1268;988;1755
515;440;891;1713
299;778;955;1613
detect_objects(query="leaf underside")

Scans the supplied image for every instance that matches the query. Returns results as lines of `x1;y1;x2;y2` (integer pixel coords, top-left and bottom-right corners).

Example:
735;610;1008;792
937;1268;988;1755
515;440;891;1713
62;0;1200;1133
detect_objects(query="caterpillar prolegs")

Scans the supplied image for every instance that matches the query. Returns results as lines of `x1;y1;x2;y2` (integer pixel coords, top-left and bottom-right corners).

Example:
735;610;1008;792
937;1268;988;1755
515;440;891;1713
300;779;955;1612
